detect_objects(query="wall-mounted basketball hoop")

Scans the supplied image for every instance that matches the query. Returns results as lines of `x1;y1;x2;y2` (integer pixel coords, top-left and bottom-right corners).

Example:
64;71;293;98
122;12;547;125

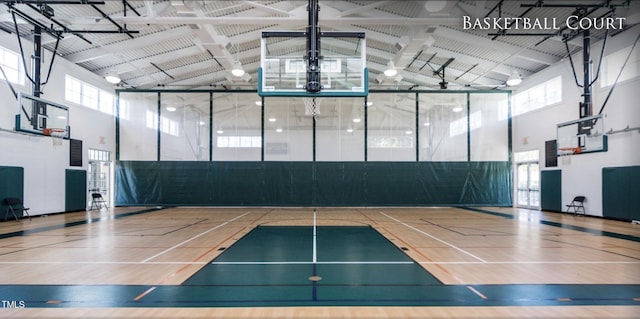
43;127;67;146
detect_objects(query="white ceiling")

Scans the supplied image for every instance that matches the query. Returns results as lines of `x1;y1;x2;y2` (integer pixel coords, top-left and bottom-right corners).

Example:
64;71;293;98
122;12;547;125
1;0;638;91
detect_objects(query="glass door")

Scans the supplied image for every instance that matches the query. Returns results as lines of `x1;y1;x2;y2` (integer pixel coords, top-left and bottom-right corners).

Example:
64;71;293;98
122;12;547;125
516;162;540;209
87;149;111;208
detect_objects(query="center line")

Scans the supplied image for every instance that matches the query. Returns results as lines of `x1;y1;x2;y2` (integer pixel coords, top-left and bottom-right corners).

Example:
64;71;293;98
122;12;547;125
142;212;250;263
380;211;487;263
313;208;317;263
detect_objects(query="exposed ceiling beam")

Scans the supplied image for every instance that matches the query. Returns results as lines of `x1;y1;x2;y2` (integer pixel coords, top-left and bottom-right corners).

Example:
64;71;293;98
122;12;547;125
63;26;192;63
97;45;205;76
109;16;460;26
432;27;560;66
241;1;293;16
340;1;391;17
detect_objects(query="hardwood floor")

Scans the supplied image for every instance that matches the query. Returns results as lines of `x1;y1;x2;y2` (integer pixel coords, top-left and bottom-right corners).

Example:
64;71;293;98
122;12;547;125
0;206;638;318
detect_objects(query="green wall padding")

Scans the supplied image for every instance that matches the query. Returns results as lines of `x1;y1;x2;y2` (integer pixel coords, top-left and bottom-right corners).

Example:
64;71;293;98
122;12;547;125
0;166;24;219
603;166;640;221
540;170;562;212
65;169;87;212
115;161;512;207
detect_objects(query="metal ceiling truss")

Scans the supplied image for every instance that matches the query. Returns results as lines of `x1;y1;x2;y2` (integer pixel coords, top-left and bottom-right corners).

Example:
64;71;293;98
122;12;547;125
1;0;141;96
483;0;631;118
1;0;141;44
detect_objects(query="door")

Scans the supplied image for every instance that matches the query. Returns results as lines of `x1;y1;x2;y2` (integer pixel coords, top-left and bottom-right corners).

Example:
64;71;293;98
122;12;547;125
516;162;540;209
87;149;111;208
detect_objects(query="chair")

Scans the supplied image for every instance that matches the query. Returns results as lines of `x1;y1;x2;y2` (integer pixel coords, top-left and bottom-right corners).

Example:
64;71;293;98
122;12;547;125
89;193;108;210
3;197;31;222
566;196;586;216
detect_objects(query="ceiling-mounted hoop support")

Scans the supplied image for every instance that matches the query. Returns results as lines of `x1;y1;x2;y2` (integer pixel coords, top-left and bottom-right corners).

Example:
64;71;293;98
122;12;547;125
257;0;368;97
305;0;322;93
485;0;630;119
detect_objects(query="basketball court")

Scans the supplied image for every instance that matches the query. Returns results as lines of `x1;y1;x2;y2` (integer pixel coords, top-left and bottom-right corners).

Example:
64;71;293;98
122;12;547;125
0;206;638;318
0;1;639;318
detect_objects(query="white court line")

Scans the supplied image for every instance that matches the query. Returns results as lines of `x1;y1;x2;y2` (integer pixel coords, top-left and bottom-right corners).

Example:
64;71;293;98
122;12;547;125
313;208;317;263
318;261;414;264
467;285;488;299
0;260;635;265
210;261;414;265
141;212;250;263
0;261;208;265
380;211;488;263
419;261;640;265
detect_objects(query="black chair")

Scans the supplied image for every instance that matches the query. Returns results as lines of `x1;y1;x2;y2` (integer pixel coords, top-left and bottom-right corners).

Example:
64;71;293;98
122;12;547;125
566;196;586;216
3;197;31;222
89;193;108;210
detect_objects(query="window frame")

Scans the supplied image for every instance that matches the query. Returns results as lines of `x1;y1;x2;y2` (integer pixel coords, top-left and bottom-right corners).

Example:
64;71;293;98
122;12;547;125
0;46;25;86
65;75;116;115
512;76;562;117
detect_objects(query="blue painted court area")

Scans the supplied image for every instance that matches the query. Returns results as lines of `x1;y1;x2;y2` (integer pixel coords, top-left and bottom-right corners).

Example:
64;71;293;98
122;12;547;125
182;226;444;303
1;225;639;308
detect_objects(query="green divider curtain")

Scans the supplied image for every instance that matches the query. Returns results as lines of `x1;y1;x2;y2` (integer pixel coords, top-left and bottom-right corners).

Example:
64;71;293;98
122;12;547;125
116;161;511;207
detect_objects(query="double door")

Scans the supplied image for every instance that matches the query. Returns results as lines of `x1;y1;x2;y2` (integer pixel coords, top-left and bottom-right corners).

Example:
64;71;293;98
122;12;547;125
516;162;540;209
88;161;110;207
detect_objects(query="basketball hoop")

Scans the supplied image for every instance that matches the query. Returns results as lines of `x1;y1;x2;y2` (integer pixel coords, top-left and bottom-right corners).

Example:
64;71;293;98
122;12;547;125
558;147;581;156
303;97;321;117
43;128;67;146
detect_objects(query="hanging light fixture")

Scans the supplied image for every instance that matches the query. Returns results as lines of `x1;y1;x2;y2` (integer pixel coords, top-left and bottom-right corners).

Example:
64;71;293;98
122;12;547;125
231;61;245;77
104;71;121;84
384;60;397;77
506;69;522;86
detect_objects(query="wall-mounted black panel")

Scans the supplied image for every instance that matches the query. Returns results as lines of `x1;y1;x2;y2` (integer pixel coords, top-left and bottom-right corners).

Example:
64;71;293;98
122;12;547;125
70;139;83;167
545;140;557;168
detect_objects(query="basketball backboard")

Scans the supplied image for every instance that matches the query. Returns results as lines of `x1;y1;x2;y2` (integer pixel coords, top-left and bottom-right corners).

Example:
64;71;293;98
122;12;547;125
557;114;607;156
16;93;70;138
258;31;368;97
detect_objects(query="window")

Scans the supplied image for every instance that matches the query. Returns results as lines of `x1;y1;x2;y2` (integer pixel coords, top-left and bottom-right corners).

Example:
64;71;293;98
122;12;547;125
450;111;482;137
216;136;261;148
65;75;115;115
514;150;539;163
512;76;561;116
0;46;24;85
118;98;130;120
65;76;82;104
601;44;640;87
88;149;110;162
367;136;413;148
145;109;179;136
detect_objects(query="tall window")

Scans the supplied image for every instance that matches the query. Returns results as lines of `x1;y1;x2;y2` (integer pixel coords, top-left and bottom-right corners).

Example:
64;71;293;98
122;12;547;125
65;75;115;115
512;76;561;116
0;46;24;85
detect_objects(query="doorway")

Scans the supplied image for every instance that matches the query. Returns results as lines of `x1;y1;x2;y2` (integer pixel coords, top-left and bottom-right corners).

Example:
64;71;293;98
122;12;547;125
514;151;540;209
87;149;111;208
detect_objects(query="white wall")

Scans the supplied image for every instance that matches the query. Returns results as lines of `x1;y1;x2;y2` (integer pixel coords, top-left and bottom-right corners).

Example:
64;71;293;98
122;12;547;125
512;29;640;216
0;32;116;216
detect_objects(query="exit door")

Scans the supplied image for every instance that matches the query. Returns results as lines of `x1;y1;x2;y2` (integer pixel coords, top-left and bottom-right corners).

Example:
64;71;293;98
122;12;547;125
87;149;111;208
516;162;540;209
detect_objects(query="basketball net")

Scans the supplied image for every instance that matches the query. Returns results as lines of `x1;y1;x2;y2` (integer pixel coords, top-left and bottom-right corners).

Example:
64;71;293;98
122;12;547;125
303;97;321;118
43;128;67;146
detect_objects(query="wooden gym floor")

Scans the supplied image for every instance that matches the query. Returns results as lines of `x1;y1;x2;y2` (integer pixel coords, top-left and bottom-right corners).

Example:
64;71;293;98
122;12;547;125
0;206;638;318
